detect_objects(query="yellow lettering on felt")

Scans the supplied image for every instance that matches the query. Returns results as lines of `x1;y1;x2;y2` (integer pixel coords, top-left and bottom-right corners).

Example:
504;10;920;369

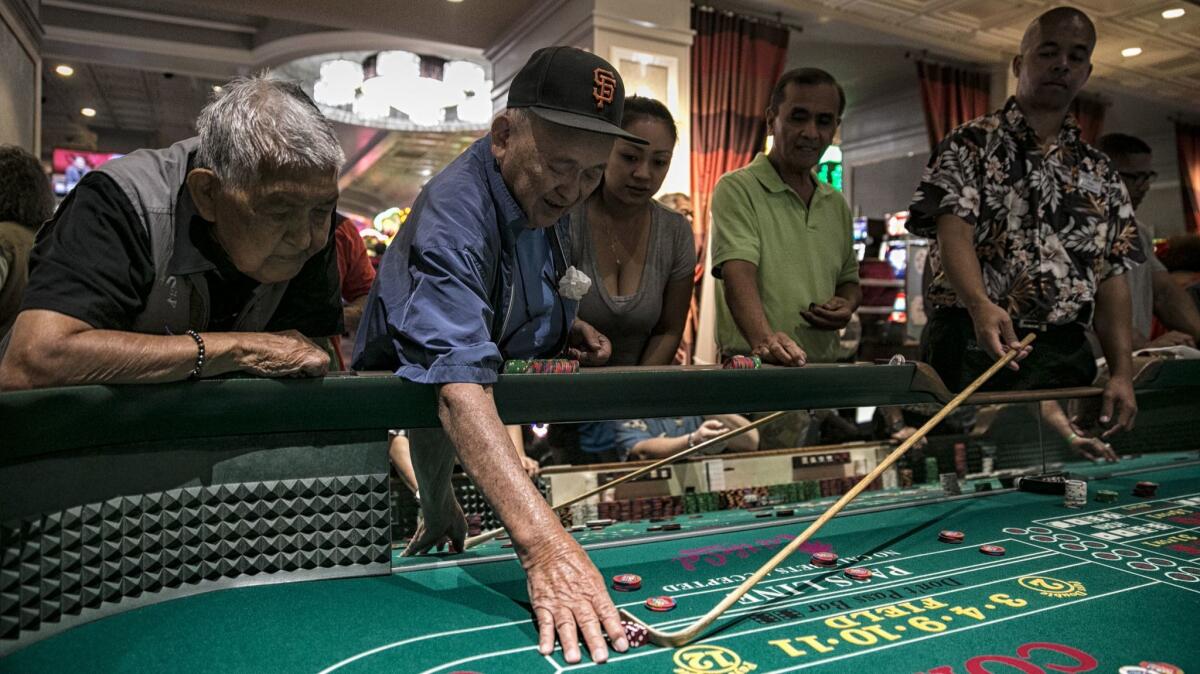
919;598;949;609
876;605;909;618
768;639;806;658
824;614;859;629
849;610;886;623
897;602;925;613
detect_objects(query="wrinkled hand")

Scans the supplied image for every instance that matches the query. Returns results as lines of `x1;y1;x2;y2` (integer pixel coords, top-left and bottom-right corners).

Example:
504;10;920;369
1147;330;1196;349
402;493;467;556
890;425;928;449
752;332;807;367
523;534;627;664
520;455;541;478
238;330;330;377
1067;429;1118;463
801;296;854;330
565;320;611;367
1099;375;1137;439
968;302;1031;370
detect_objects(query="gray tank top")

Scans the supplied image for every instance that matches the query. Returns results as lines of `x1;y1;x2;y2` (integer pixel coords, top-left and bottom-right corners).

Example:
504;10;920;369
568;201;695;365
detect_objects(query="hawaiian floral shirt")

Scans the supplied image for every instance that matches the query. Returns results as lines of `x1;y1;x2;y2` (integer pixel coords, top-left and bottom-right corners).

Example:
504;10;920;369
908;97;1143;325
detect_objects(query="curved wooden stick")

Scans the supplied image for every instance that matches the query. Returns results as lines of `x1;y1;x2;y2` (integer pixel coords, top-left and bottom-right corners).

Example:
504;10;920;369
621;333;1037;647
463;411;788;549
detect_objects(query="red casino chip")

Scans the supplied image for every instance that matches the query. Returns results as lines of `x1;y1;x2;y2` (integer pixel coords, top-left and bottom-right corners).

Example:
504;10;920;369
612;573;642;591
644;595;677;611
844;567;871;581
979;544;1006;556
810;551;838;566
938;530;965;543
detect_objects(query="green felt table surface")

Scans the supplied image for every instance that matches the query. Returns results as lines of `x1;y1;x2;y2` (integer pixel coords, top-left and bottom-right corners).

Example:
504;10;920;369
5;457;1199;674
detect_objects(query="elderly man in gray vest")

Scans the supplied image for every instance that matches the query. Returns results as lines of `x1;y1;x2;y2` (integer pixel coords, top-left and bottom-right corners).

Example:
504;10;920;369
0;77;344;390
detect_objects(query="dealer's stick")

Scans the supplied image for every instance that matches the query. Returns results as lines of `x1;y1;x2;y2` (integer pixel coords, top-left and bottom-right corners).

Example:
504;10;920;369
621;333;1037;647
463;410;787;549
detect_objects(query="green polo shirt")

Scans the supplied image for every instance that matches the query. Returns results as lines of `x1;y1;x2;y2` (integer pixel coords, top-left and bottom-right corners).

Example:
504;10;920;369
711;152;858;363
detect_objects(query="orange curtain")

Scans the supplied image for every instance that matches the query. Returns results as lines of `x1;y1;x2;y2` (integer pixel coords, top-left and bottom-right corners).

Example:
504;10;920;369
915;61;990;148
1069;96;1107;145
682;6;788;363
1179;121;1200;234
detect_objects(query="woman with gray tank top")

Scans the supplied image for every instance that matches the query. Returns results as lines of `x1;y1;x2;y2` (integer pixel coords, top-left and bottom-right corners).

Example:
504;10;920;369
563;97;696;464
568;96;695;368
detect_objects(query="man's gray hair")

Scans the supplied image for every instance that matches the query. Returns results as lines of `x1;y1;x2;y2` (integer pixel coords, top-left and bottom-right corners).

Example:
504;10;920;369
195;75;344;190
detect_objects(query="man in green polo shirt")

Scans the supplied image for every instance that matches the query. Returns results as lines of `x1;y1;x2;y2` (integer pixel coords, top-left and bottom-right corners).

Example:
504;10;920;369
711;67;860;367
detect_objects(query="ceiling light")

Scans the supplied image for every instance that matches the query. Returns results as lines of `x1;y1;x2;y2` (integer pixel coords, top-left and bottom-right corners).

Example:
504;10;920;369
1121;47;1142;58
1161;8;1185;19
212;85;223;93
80;107;96;117
55;64;74;77
446;0;464;3
457;92;493;124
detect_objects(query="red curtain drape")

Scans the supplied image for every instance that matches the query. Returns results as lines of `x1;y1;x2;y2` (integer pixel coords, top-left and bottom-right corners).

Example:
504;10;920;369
681;6;788;363
915;61;990;148
1179;121;1200;234
1069;96;1106;145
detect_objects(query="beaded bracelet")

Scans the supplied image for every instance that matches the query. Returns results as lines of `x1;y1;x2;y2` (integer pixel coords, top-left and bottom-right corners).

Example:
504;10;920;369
186;329;206;379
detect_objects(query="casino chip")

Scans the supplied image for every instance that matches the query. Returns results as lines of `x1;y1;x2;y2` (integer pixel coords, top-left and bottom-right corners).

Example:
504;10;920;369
644;595;677;611
661;523;682;531
811;551;838;567
979;544;1006;556
622;620;649;648
938;530;965;543
775;508;795;517
844;567;871;581
612;573;642;591
1133;481;1158;498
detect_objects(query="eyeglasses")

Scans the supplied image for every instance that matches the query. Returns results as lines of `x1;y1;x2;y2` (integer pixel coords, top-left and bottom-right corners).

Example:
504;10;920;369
1119;170;1157;186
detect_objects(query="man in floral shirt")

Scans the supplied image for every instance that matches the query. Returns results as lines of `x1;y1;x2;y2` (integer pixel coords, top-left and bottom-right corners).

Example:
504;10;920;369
908;6;1142;438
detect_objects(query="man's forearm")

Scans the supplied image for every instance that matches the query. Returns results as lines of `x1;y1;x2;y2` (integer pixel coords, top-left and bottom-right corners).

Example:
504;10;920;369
1152;271;1200;339
721;261;773;347
630;436;688;460
835;281;862;311
438;383;561;551
0;309;244;390
707;414;758;451
1038;400;1075;440
1094;275;1135;379
935;214;990;309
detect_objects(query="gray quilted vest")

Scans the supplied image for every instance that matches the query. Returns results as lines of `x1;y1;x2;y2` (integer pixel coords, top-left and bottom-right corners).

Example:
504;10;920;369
96;137;290;335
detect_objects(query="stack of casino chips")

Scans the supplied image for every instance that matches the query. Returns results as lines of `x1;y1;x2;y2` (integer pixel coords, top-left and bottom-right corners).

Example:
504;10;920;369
721;354;762;369
1063;479;1087;508
502;358;579;374
810;551;838;568
843;567;871;581
1132;481;1158;498
938;530;965;544
612;573;642;591
1095;489;1119;503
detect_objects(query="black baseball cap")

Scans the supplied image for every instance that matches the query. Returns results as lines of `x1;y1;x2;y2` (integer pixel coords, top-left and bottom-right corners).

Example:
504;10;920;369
508;46;647;145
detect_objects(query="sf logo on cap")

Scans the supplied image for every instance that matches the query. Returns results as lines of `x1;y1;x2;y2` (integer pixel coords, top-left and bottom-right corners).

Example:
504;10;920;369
593;68;616;110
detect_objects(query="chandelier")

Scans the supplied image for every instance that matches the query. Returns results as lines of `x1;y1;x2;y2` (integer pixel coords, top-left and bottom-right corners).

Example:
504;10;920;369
310;50;492;128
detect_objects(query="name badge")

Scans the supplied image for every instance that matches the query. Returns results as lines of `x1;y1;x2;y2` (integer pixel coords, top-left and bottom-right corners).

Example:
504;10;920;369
1077;175;1103;195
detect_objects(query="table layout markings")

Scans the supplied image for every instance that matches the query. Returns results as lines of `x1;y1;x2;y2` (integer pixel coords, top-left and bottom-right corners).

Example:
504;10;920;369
761;581;1160;673
645;550;1057;631
563;559;1099;671
1019;539;1200;595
